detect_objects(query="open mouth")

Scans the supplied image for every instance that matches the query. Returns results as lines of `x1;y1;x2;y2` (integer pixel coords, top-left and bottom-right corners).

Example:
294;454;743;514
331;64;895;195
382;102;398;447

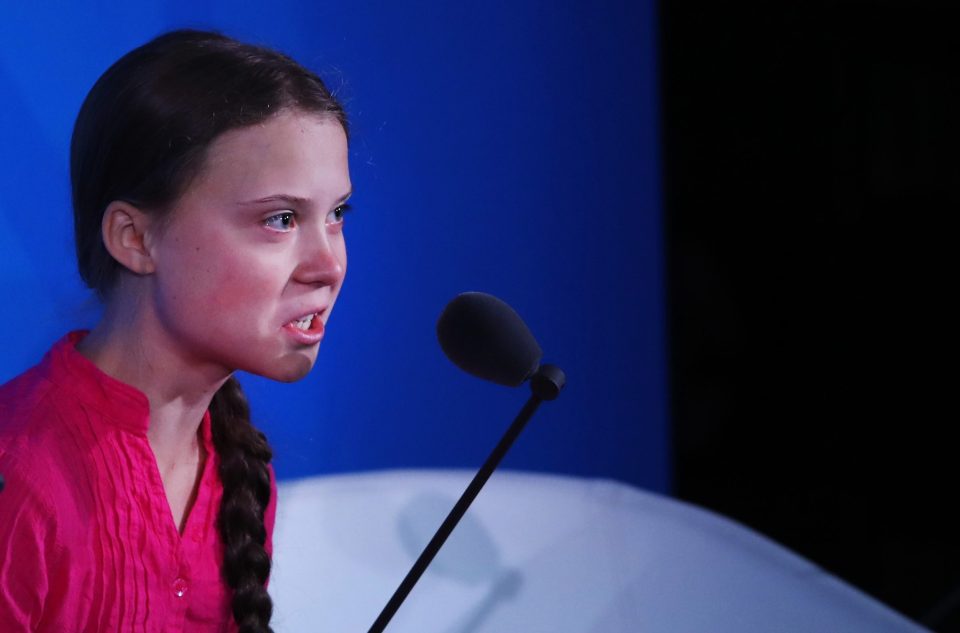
283;311;326;342
290;313;318;331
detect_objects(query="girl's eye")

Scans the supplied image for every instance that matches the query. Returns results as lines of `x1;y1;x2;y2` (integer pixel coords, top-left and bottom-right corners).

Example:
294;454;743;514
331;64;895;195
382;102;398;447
327;204;352;225
264;211;296;232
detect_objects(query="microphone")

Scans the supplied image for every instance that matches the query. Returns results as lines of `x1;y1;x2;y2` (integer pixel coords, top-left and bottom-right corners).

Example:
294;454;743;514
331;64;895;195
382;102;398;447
436;291;542;387
368;292;565;633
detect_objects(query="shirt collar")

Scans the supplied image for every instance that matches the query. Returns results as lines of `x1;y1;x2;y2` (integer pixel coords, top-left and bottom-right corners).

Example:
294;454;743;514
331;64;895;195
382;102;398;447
45;330;214;441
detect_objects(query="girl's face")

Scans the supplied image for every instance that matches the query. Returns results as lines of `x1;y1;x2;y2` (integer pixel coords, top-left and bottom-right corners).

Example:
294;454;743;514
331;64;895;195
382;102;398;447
146;110;350;382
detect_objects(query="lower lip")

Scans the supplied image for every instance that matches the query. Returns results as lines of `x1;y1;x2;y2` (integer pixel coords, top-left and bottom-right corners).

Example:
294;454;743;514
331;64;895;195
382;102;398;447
283;318;325;345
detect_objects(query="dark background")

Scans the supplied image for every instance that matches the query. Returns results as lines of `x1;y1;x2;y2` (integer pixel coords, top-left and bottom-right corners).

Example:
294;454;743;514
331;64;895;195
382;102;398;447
662;2;956;630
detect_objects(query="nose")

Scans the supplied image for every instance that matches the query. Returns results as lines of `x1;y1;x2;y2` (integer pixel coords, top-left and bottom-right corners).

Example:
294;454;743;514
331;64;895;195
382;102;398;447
293;227;346;288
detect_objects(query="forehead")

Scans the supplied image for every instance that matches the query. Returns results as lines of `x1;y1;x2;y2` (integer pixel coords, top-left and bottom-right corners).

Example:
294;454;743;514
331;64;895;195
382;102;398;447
185;110;350;201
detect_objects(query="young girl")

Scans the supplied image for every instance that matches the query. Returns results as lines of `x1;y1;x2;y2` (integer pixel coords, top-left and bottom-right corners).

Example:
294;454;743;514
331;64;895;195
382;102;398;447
0;29;351;632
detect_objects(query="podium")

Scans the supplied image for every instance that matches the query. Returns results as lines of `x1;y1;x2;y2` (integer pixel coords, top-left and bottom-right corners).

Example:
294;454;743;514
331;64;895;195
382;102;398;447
270;470;928;632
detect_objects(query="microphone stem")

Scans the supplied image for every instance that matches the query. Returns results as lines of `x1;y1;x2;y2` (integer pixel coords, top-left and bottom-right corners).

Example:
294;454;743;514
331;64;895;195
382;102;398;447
367;393;544;633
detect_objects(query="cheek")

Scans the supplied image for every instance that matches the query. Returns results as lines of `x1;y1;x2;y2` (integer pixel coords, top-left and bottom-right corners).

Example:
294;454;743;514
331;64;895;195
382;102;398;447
205;252;285;316
207;268;261;307
158;239;275;325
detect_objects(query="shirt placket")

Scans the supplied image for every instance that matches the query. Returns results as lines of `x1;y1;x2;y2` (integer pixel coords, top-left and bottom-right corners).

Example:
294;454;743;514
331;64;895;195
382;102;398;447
166;536;193;632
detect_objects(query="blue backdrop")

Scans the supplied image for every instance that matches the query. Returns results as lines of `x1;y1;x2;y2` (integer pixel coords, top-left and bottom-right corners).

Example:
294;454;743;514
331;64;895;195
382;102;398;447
0;2;666;492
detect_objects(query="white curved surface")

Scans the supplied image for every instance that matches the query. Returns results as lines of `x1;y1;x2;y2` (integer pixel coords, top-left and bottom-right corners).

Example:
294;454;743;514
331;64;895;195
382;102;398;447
270;470;928;633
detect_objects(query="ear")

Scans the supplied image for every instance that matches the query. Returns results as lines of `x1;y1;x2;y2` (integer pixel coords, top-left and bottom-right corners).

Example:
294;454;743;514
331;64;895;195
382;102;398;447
100;201;158;276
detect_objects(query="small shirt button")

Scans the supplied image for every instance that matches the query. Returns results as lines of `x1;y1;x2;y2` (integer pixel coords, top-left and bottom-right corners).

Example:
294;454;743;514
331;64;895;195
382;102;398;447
173;577;188;598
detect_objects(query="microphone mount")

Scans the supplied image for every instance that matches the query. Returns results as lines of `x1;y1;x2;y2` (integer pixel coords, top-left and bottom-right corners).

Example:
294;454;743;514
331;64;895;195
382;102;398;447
367;362;566;633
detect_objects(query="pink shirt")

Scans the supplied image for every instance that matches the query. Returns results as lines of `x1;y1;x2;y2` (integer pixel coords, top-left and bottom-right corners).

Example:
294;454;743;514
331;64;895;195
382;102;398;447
0;332;277;632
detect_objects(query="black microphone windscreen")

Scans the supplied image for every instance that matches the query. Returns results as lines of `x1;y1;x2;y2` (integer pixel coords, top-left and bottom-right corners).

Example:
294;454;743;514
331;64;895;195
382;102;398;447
436;292;542;387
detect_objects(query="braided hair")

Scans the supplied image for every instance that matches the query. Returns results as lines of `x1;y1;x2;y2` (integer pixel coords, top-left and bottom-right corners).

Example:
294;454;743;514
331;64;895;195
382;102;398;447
210;377;274;631
71;30;347;632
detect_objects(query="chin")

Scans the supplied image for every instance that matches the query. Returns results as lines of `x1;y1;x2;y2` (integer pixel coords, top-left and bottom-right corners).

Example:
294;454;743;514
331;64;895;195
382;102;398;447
262;352;318;383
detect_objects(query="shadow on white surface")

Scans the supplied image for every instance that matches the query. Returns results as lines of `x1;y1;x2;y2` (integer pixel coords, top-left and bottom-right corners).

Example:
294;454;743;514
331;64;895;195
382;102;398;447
270;470;929;633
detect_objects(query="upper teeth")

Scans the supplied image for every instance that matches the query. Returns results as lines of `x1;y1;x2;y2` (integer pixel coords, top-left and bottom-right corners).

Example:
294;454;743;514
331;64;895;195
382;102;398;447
293;314;315;331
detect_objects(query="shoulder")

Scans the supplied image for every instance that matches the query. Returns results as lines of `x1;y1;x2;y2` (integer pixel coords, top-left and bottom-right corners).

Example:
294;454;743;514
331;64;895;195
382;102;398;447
0;336;87;452
0;435;68;628
0;359;60;437
0;387;78;540
0;449;62;542
0;355;101;543
0;365;78;496
1;364;85;490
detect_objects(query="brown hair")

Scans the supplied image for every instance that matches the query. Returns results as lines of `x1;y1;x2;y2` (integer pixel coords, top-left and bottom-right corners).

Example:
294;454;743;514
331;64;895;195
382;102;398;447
71;29;347;632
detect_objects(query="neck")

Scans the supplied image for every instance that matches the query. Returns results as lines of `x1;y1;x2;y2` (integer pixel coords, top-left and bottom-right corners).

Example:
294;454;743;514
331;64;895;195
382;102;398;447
77;287;231;470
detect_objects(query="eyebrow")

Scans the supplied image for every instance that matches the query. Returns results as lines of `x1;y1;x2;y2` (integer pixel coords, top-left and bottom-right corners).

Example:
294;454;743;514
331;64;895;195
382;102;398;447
238;190;353;206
